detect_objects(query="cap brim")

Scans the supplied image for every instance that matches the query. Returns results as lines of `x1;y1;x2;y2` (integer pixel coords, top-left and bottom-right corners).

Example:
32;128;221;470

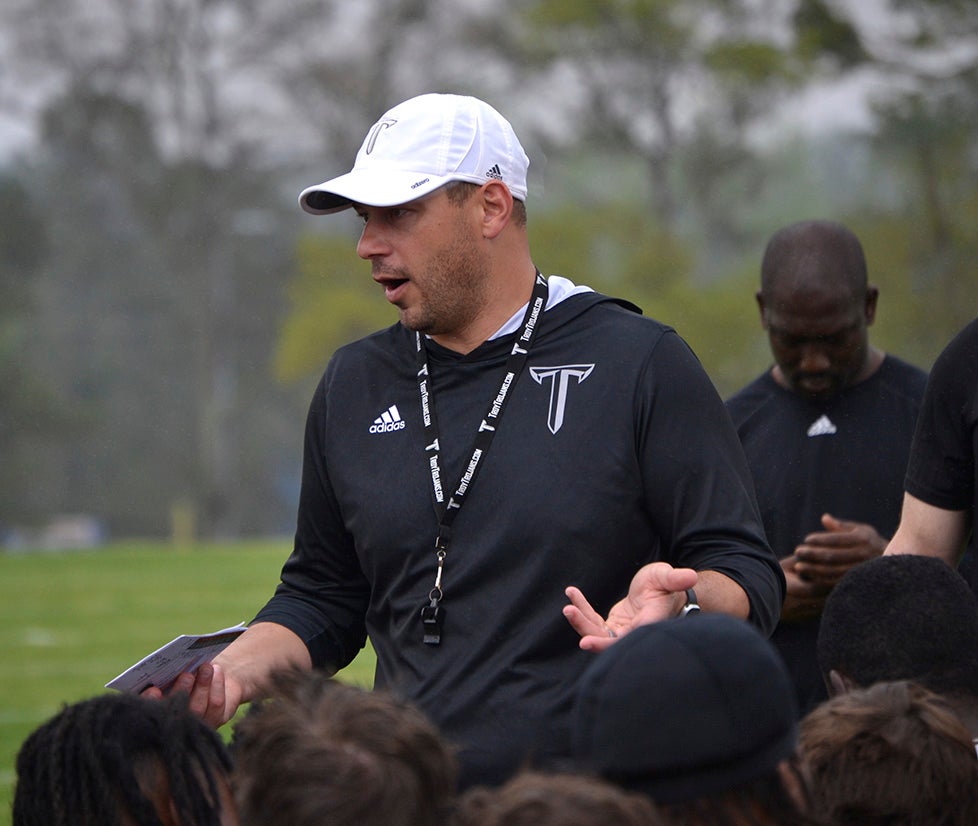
610;723;799;805
299;169;458;215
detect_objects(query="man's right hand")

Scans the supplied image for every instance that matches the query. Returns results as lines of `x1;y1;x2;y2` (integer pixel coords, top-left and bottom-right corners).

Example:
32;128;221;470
141;660;243;727
141;621;312;727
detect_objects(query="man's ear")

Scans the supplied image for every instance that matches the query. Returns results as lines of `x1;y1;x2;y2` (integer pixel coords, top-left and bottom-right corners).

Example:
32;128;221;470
827;668;856;697
864;285;880;326
755;291;768;329
480;180;513;240
777;757;810;814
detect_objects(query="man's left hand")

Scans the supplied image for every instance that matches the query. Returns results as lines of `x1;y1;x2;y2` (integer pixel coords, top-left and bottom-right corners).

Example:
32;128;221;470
563;562;698;652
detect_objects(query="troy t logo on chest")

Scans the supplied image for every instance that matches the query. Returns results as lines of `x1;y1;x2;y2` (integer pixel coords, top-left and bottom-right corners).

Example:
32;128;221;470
529;364;595;434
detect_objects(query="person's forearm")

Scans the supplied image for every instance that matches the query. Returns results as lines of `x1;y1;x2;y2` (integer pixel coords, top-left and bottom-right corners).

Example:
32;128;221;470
214;621;312;704
883;493;970;566
694;570;750;619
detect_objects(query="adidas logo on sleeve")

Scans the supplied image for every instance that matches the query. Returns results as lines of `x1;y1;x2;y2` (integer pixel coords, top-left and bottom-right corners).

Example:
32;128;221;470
369;404;406;434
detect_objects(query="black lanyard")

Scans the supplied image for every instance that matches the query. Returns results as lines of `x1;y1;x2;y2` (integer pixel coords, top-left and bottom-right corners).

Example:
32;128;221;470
415;272;549;644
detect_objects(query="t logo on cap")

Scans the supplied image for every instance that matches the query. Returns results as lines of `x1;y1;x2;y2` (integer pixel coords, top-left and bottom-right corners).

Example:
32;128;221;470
365;118;397;155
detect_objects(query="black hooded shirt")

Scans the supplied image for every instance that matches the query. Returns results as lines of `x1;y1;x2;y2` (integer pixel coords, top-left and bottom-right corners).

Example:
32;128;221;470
255;282;783;788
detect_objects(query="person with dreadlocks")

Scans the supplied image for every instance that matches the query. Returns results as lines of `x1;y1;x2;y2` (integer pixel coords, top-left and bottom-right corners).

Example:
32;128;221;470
13;691;238;826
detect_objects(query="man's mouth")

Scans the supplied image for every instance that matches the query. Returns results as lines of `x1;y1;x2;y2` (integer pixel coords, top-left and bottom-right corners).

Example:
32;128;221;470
380;278;408;302
373;268;409;302
795;373;837;398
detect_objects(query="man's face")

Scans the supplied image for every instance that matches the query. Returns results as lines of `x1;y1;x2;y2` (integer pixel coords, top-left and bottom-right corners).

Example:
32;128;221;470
759;285;874;402
354;185;491;345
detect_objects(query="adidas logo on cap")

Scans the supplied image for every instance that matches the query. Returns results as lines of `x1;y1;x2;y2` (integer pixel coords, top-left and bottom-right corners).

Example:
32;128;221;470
369;404;406;434
486;163;503;181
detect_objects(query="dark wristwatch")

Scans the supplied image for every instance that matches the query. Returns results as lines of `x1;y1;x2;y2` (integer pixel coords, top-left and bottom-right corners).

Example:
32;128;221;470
680;587;701;617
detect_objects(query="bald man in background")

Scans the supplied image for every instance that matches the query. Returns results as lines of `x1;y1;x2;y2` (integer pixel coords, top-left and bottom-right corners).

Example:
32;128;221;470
726;219;928;714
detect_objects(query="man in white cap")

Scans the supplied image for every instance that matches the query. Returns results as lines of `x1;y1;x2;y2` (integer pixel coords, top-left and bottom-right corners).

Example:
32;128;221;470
150;93;784;788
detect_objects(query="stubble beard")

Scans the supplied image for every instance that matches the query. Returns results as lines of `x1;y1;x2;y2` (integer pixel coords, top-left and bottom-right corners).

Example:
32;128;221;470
399;231;491;340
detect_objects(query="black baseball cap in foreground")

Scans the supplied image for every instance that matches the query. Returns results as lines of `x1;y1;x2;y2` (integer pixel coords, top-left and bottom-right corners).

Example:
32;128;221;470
572;614;798;805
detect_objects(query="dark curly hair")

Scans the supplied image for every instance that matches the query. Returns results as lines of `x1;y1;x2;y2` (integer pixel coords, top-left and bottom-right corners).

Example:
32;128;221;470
13;691;234;826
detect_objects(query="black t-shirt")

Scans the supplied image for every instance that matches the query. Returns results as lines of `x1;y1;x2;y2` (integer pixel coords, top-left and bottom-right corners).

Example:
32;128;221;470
904;317;978;590
254;283;784;788
726;355;927;713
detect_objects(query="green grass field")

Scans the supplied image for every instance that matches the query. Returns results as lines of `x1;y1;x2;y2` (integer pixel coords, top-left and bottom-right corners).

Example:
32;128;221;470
0;540;377;825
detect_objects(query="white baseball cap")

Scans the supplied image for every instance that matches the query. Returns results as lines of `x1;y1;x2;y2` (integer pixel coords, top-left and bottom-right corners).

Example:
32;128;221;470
299;93;530;215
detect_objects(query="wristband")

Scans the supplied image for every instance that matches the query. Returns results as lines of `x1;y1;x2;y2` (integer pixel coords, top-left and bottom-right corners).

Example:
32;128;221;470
680;587;701;617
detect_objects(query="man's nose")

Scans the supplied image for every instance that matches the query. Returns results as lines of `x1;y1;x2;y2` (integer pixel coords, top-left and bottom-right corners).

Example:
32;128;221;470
356;220;388;260
798;343;831;373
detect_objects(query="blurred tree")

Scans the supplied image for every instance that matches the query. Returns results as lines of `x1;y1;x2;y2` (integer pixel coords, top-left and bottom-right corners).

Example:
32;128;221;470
22;79;300;539
868;93;977;349
275;233;397;386
521;0;863;239
859;0;978;351
0;0;328;538
0;174;70;530
793;0;868;68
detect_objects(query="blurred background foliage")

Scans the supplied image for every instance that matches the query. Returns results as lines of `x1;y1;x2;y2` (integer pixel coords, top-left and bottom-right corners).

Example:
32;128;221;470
0;0;975;541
